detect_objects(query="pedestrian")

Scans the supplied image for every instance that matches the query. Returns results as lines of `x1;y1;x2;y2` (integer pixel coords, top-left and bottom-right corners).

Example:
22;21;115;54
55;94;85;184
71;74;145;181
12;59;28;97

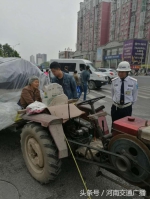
50;62;77;99
111;61;138;123
134;67;139;76
64;66;69;73
80;65;90;101
144;67;147;76
19;76;42;109
73;70;83;99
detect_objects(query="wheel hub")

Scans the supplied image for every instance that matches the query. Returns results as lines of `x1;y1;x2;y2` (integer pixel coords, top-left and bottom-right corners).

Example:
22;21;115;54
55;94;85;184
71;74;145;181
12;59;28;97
27;138;44;168
108;134;150;186
115;155;131;173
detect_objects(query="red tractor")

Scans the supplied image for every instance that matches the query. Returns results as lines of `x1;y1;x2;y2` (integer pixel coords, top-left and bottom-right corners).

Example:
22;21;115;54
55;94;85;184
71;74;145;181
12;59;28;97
18;96;150;197
1;58;149;197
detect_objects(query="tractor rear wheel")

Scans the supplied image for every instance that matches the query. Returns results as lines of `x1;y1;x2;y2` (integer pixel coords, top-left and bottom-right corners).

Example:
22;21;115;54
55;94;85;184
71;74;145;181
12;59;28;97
21;123;61;184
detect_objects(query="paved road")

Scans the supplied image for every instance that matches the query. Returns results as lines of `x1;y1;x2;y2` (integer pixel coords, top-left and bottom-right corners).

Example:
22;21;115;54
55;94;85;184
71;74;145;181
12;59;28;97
0;76;149;199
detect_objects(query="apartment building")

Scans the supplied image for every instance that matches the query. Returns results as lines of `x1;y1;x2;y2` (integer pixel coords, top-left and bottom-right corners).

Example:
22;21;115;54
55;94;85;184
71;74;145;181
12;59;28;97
74;0;111;63
109;0;150;42
36;53;47;65
30;55;35;64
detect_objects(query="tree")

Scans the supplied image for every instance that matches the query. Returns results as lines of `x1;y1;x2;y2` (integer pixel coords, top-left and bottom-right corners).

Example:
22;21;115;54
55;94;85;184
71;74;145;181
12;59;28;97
0;44;3;57
14;50;20;57
0;43;21;58
40;61;50;69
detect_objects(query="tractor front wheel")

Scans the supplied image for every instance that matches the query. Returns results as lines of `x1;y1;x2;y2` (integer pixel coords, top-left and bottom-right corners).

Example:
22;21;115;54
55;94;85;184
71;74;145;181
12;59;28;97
21;123;61;184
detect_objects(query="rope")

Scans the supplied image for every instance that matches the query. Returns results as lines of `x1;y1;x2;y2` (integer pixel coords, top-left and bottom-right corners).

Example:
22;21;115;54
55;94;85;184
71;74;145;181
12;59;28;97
65;135;92;199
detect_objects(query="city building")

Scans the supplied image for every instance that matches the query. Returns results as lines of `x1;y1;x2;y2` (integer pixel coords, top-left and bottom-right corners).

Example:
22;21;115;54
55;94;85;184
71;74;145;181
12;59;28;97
74;0;150;68
36;53;47;65
30;55;35;64
109;0;150;42
59;49;74;59
73;0;111;63
97;0;150;68
96;41;123;68
36;54;43;65
97;38;149;69
96;0;150;68
42;54;47;63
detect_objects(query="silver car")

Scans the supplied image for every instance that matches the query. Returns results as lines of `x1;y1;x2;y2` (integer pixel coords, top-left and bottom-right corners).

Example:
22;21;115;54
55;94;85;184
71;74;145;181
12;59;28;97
97;68;117;84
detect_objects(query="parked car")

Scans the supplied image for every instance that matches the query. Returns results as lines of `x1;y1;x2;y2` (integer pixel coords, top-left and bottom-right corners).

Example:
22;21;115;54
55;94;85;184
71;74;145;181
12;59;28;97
97;68;117;84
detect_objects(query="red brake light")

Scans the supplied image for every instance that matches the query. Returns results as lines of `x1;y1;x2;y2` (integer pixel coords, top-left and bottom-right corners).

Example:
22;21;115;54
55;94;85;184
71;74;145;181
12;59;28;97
110;72;114;75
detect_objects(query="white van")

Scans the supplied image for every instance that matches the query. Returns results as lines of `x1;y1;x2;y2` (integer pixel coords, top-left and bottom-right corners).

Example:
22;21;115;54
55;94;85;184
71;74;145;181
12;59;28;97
50;59;108;89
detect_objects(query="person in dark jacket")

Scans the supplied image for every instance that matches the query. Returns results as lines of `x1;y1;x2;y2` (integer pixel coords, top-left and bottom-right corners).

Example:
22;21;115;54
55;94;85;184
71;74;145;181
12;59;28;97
50;62;77;99
20;76;42;109
80;66;90;101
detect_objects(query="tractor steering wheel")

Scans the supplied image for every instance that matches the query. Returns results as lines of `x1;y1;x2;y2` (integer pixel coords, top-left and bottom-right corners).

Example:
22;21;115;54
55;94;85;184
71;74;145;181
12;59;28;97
77;96;105;106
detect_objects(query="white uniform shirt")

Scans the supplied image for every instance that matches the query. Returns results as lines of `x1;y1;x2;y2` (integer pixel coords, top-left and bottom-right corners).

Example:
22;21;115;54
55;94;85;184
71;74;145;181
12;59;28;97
111;76;138;104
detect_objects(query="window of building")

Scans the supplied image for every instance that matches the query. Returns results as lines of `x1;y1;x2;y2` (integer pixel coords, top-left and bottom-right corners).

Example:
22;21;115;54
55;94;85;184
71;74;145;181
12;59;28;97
131;16;135;22
117;0;120;8
112;49;117;55
118;48;123;54
107;50;111;55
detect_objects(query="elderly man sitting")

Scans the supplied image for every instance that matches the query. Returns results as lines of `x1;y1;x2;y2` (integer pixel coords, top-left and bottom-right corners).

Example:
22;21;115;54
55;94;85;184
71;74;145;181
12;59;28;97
19;76;42;109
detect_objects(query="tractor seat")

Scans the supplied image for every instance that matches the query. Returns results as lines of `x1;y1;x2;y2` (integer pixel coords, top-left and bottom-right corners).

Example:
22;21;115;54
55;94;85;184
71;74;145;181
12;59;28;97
77;105;105;114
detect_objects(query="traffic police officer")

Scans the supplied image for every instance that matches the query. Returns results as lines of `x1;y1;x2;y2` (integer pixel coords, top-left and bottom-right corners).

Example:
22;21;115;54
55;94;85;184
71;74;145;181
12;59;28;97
111;61;138;122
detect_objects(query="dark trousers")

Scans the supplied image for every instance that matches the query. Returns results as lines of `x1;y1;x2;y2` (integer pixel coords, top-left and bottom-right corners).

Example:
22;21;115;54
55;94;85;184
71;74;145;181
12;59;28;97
83;83;88;101
111;104;132;122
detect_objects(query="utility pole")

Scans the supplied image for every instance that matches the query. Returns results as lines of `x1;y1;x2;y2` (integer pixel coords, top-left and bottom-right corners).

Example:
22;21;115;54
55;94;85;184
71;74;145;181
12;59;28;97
147;43;150;70
141;50;143;69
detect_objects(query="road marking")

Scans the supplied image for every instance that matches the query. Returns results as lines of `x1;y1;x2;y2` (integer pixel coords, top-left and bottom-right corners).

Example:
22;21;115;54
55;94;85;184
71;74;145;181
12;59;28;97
101;88;150;98
138;95;150;99
139;86;150;89
92;90;150;99
101;89;111;94
104;86;150;93
87;94;106;103
138;88;150;92
138;91;150;96
91;90;112;99
139;86;150;88
90;85;150;100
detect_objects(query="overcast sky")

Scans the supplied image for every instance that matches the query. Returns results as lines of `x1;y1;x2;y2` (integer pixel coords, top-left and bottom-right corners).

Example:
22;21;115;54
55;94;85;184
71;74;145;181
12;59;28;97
0;0;81;61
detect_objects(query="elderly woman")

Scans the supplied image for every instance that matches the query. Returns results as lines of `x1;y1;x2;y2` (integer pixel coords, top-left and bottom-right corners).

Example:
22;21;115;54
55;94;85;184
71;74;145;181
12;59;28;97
20;76;42;109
